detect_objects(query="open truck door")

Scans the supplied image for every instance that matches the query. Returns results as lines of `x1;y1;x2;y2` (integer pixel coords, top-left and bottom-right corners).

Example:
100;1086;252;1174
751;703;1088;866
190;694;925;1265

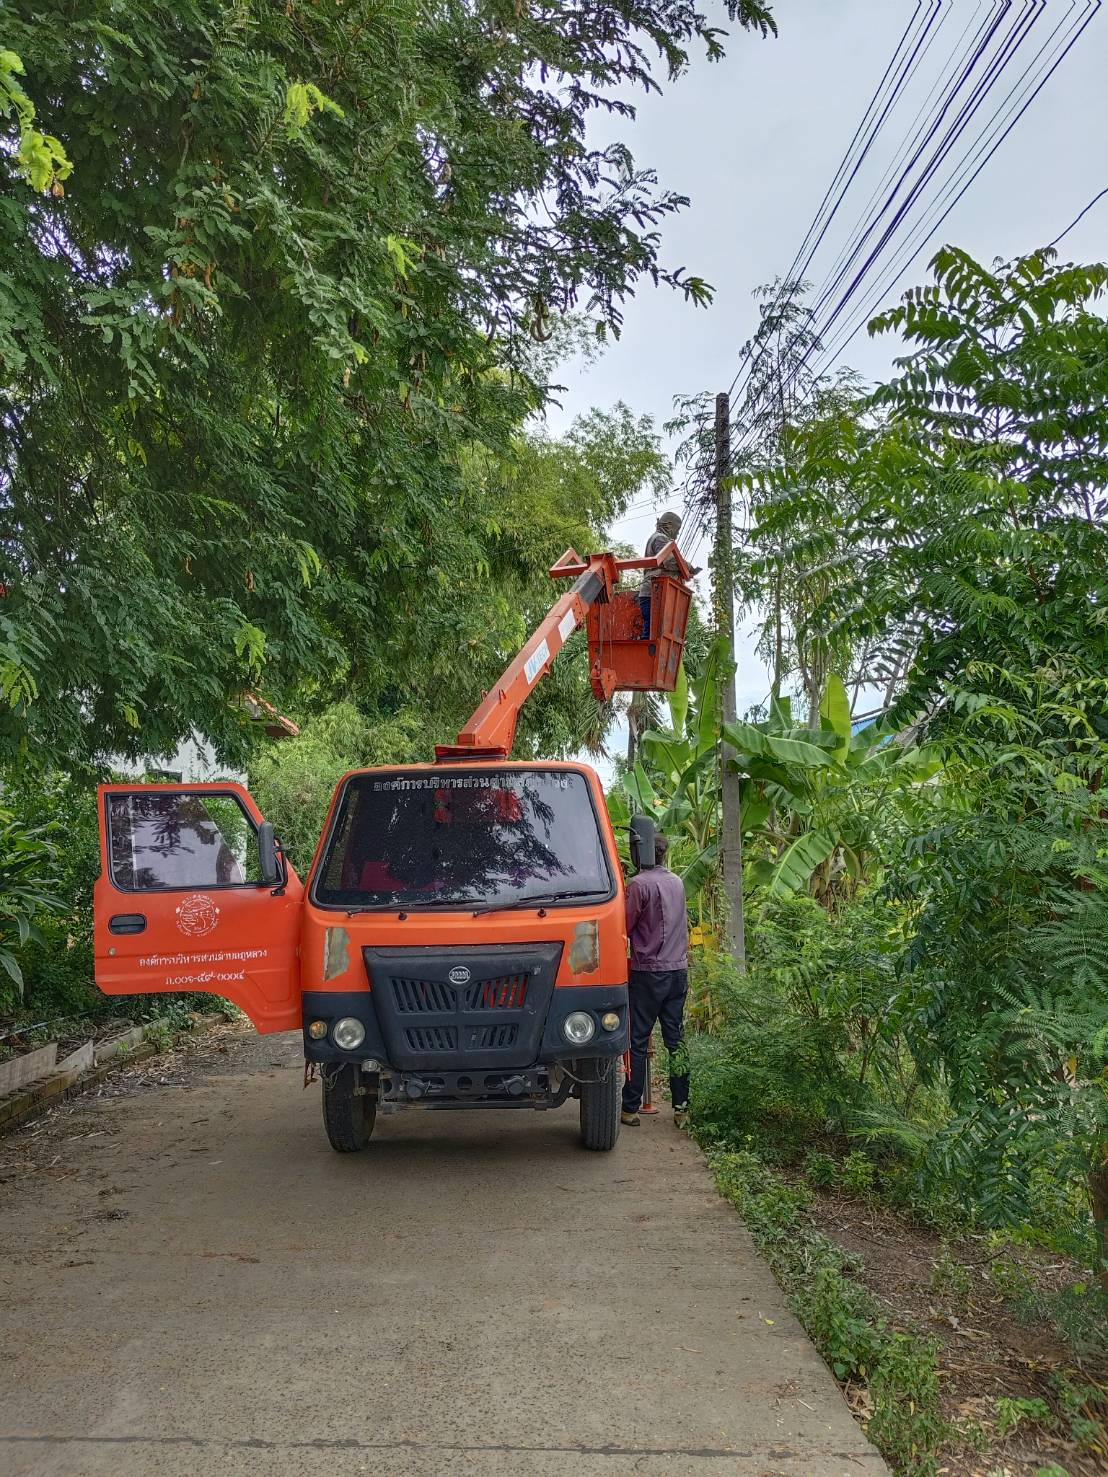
93;783;303;1033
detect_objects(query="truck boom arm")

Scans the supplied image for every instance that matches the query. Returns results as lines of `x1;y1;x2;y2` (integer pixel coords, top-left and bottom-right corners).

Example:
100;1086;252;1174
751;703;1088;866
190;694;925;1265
435;543;691;761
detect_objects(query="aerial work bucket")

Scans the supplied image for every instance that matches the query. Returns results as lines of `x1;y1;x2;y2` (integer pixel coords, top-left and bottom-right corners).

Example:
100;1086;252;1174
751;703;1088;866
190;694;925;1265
547;545;693;703
585;576;692;701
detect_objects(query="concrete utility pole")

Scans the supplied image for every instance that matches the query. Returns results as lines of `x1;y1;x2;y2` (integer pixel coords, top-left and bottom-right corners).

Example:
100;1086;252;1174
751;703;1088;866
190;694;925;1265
713;391;746;969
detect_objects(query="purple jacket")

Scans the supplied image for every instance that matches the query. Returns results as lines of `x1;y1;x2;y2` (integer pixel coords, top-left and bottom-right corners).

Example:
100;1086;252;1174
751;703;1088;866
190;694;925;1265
625;866;688;972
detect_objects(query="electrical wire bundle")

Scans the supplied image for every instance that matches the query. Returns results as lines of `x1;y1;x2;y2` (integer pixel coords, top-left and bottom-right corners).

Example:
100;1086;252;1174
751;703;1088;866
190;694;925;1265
679;0;1101;567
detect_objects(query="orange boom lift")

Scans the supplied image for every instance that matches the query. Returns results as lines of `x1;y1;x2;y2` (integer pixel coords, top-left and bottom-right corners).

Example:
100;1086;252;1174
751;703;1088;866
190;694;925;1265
93;543;692;1152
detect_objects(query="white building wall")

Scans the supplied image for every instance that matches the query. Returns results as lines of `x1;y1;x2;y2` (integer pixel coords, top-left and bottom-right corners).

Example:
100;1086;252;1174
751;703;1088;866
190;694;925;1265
108;730;247;785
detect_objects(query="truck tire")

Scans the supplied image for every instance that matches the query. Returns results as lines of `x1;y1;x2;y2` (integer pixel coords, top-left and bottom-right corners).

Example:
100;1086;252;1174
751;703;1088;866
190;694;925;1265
322;1064;376;1152
578;1057;620;1152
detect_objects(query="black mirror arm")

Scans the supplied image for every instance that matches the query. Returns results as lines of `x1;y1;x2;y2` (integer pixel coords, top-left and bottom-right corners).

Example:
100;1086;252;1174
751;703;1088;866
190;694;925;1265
257;821;286;893
270;836;289;897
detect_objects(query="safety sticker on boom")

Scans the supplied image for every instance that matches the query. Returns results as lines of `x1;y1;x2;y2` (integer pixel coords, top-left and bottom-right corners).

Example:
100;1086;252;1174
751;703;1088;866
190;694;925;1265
524;639;550;685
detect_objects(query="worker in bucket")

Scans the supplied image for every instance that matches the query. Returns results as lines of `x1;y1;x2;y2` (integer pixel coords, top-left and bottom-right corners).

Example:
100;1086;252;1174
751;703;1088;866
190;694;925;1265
621;833;690;1129
638;510;696;637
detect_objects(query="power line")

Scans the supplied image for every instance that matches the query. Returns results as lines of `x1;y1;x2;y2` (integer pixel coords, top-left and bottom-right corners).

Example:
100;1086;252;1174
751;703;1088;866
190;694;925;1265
807;1;1038;338
805;0;1099;384
811;0;988;325
727;0;1003;429
731;0;1099;452
1048;183;1108;248
724;2;937;411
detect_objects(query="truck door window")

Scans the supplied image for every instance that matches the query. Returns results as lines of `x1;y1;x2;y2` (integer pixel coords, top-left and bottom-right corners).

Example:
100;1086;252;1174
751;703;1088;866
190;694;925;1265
107;792;262;891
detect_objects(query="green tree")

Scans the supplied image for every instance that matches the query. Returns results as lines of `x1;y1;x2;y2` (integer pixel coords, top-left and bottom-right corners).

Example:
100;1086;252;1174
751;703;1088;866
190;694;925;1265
839;247;1108;726
784;247;1108;1284
865;249;1108;1277
354;402;672;755
0;0;775;773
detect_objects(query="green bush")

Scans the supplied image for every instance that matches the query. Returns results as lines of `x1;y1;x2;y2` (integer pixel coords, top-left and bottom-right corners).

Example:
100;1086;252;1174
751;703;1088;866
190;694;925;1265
840;1150;877;1195
988;1255;1037;1304
867;1335;944;1477
791;1264;884;1380
249;702;426;869
927;1243;971;1300
994;1396;1054;1438
0;803;62;1003
0;769;100;1017
803;1149;839;1187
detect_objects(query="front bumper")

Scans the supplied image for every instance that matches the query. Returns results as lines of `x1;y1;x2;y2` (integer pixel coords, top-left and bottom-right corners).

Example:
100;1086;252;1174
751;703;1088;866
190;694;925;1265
302;983;629;1068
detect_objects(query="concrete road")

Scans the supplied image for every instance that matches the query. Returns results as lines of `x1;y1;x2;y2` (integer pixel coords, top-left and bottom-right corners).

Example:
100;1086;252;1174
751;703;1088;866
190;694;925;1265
0;1028;887;1477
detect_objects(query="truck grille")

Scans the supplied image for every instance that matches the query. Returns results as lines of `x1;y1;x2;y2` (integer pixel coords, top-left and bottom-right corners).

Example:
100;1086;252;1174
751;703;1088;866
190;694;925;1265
405;1025;458;1053
389;973;529;1014
392;977;455;1013
364;943;562;1070
474;974;528;1010
466;1023;519;1051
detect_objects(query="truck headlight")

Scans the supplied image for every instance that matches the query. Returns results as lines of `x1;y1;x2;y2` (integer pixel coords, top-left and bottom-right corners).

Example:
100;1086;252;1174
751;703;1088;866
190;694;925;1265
332;1017;366;1050
563;1011;596;1045
600;1011;621;1032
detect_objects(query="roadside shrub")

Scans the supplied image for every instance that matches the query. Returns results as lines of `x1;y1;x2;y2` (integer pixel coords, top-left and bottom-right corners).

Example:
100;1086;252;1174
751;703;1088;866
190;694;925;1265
0;768;99;1016
803;1149;839;1187
988;1254;1037;1304
840;1150;877;1195
994;1396;1054;1438
791;1264;884;1380
867;1334;944;1477
0;801;63;1007
928;1243;971;1300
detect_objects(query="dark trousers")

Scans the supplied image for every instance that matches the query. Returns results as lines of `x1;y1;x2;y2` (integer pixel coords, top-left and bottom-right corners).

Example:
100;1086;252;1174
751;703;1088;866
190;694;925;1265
622;968;689;1113
638;592;652;639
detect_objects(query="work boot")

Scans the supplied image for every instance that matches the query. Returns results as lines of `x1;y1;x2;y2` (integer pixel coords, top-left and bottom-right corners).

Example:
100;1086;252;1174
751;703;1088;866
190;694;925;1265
673;1105;689;1129
620;1109;641;1126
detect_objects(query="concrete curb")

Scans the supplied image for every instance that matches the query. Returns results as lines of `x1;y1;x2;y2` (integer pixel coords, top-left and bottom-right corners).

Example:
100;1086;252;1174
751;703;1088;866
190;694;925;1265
0;1013;232;1135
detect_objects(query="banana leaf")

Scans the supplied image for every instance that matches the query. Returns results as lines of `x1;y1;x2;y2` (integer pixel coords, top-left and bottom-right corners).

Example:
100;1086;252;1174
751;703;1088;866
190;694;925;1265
626;761;659;815
819;673;852;761
768;828;836;896
723;720;833;769
680;841;719;900
640;728;695;784
667;659;689;739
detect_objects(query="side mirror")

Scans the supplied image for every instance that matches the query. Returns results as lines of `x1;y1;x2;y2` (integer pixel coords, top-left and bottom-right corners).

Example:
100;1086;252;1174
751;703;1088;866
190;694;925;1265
258;821;281;887
629;814;657;872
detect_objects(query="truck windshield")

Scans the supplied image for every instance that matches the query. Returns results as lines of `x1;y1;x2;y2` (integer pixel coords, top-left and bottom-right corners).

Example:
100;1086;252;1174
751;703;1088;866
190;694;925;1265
313;769;613;911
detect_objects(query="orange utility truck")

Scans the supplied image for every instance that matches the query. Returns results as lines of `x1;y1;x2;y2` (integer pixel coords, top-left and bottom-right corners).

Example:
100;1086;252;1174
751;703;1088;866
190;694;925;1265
93;546;692;1152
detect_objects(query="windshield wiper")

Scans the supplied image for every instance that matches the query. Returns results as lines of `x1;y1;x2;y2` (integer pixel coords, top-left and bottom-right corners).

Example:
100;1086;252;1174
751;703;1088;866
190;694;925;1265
345;895;484;916
470;890;601;916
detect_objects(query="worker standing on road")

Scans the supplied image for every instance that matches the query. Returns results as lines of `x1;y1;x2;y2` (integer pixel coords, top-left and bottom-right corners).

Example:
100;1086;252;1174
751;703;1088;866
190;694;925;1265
621;833;690;1128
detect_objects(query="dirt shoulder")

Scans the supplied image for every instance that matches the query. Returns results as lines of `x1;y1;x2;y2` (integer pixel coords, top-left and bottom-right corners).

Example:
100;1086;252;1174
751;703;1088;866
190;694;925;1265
795;1175;1108;1476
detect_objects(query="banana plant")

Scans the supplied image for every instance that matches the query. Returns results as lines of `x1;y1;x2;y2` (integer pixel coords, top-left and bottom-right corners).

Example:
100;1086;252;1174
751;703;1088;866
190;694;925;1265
724;674;940;902
608;649;939;912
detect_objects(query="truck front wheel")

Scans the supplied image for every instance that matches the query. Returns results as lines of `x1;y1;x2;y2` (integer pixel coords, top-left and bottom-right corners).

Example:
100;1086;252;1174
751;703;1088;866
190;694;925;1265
322;1064;376;1152
578;1058;620;1152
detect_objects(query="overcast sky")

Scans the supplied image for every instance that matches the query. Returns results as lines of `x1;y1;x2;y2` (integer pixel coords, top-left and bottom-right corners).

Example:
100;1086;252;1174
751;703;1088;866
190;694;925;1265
545;0;1106;762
